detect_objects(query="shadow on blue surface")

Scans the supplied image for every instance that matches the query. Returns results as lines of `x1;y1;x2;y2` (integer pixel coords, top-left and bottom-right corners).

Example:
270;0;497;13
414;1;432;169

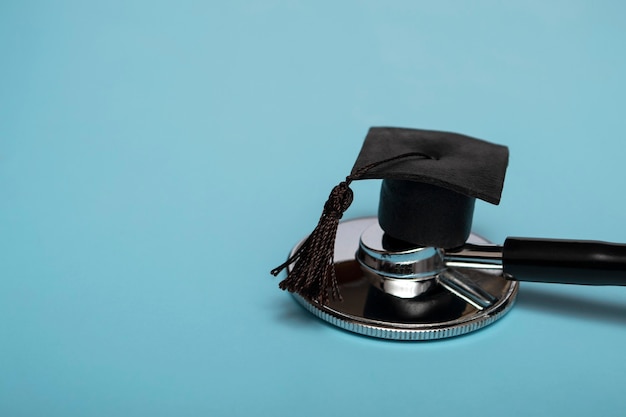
516;288;626;326
272;296;321;325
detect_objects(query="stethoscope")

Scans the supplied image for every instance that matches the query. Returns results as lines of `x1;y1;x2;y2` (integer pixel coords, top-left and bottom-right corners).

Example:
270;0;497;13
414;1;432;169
271;126;626;340
281;216;626;340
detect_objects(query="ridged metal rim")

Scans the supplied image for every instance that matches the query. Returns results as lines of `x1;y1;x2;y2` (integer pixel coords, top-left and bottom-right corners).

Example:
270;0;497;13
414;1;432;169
292;286;517;340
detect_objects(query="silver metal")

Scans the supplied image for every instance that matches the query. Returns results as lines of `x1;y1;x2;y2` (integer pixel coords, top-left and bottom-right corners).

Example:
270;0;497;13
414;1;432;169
287;217;519;340
438;268;497;310
357;222;445;278
355;222;505;303
445;244;504;270
356;222;444;298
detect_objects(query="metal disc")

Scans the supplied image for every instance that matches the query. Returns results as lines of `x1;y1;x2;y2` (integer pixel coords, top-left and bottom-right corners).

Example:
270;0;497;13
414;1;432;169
288;217;519;340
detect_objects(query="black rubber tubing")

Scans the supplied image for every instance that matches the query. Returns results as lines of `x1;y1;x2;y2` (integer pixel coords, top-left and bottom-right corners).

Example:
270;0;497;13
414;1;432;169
503;238;626;286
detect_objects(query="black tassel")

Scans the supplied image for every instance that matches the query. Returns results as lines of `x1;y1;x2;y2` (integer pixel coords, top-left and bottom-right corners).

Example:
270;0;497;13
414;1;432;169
270;152;433;304
270;180;354;303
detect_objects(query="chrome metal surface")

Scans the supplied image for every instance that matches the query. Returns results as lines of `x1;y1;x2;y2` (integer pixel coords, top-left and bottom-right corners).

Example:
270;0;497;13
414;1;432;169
355;222;506;300
356;222;444;298
287;217;519;340
444;244;504;270
438;268;497;310
365;271;439;299
357;222;445;278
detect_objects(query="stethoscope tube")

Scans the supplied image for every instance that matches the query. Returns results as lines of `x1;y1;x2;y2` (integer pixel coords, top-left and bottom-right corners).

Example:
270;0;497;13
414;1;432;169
445;238;626;286
502;238;626;286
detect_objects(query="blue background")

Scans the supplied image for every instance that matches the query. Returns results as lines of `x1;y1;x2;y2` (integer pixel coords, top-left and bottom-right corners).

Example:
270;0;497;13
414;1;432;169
2;1;626;416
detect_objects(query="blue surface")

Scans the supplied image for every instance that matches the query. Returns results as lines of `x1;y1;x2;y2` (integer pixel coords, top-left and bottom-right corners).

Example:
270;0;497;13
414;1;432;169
2;1;626;416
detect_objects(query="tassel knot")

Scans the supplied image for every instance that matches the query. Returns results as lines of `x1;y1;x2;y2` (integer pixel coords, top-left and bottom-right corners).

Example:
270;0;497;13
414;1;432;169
323;182;354;219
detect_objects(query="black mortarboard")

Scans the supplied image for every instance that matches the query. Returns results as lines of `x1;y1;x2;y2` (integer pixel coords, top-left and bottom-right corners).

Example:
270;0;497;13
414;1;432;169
355;127;508;248
272;127;509;303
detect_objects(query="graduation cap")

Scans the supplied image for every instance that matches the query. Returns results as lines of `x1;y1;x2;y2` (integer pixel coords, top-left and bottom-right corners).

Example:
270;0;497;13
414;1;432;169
271;127;509;303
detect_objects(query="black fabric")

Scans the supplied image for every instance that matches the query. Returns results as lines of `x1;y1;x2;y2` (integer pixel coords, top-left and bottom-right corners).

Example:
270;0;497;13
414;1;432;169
379;179;476;248
351;127;509;205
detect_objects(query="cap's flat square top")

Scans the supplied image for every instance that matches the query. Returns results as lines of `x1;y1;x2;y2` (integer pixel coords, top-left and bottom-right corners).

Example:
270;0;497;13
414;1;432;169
351;127;509;204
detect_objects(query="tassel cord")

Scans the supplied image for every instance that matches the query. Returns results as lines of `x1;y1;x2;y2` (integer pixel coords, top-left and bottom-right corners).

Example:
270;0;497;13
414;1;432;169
270;152;433;303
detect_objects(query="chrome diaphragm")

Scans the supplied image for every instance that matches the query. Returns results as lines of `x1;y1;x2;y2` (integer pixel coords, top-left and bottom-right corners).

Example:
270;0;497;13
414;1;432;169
289;217;519;340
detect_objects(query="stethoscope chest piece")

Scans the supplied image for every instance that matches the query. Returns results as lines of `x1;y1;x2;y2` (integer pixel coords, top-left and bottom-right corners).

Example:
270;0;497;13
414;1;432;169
276;128;626;340
289;217;519;340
